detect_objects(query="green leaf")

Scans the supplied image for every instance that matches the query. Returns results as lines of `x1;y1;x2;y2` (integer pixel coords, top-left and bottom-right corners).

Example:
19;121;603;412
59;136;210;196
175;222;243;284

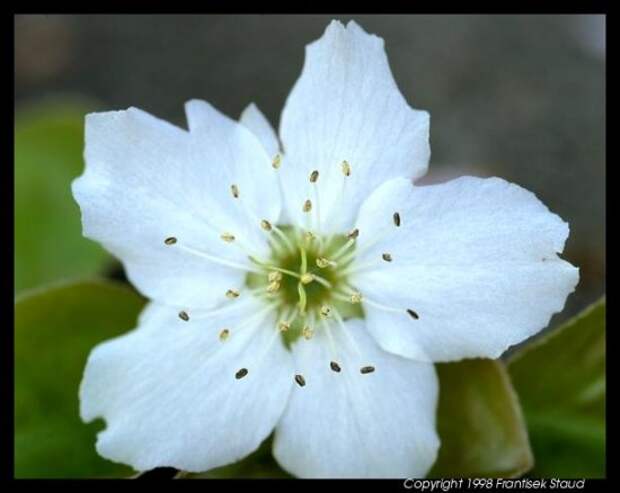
507;298;605;478
430;359;533;478
15;279;146;478
15;101;111;293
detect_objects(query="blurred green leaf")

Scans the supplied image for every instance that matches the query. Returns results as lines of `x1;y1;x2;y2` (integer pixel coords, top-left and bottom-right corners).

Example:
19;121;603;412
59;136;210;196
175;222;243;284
15;101;110;293
507;298;605;478
15;279;146;478
183;436;291;479
430;359;533;478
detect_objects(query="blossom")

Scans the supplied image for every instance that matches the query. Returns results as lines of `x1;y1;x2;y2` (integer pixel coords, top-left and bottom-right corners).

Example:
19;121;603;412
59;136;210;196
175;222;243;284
72;20;579;478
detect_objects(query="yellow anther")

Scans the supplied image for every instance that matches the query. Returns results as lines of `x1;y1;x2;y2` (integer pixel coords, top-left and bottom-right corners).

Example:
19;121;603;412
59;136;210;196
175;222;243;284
226;289;240;299
278;321;290;332
316;257;331;268
221;232;236;243
230;184;239;198
268;271;283;282
302;326;314;340
267;281;281;293
260;219;272;231
347;228;359;240
320;305;331;318
309;170;319;183
350;292;362;304
341;160;351;176
300;273;314;285
303;199;312;213
219;329;230;341
272;154;282;169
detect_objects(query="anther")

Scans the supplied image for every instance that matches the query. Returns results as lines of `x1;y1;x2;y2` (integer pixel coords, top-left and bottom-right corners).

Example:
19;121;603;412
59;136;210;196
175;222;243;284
235;368;248;379
350;292;362;304
341;160;351;177
164;236;177;245
360;366;375;374
219;329;230;341
260;219;272;231
304;231;316;242
230;184;239;198
303;199;313;213
347;228;359;240
226;289;240;299
382;253;393;262
309;170;319;183
178;310;189;321
267;281;281;293
393;212;401;227
300;273;314;285
221;232;236;243
272;154;282;169
407;309;420;320
278;321;290;332
302;326;314;340
294;374;306;387
330;361;342;373
316;257;331;268
268;271;283;282
320;305;331;318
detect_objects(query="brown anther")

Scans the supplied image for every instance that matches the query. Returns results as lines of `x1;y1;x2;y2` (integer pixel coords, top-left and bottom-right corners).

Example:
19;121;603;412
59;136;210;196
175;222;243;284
341;160;351;176
230;184;239;198
303;199;312;213
235;368;248;379
360;366;375;374
330;361;342;373
219;329;230;341
347;228;359;240
393;212;401;227
407;309;420;320
272;154;282;169
382;253;393;262
164;237;177;245
294;374;306;387
178;310;189;321
226;289;240;299
309;170;319;183
260;219;272;231
221;232;236;243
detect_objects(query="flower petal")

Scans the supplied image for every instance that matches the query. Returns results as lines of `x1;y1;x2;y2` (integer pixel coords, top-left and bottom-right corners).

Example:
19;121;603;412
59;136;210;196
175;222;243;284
80;299;293;472
272;319;439;478
351;177;580;362
278;20;430;233
240;103;280;157
73;105;277;309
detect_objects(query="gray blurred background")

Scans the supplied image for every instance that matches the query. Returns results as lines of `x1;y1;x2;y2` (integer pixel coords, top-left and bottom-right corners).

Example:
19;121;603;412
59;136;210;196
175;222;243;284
15;14;605;323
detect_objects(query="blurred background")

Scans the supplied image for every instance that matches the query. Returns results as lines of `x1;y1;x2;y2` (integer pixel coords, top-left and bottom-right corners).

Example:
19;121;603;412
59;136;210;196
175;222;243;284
15;14;606;478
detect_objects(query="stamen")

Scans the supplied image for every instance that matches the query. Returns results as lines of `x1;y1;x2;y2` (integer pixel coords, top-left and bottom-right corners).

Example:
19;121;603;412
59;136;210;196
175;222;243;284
341;160;351;177
219;329;230;341
230;184;239;198
407;309;420;320
303;199;312;213
360;366;375;374
302;325;314;340
272;154;282;169
268;271;283;282
260;219;272;231
294;374;306;387
164;236;177;245
172;241;260;274
382;253;393;262
309;170;319;183
320;305;331;318
347;228;359;240
330;361;342;373
235;368;249;379
303;231;316;243
300;273;314;285
226;289;240;299
350;292;362;304
267;281;281;293
221;232;236;243
316;257;331;268
278;320;290;332
178;310;190;321
393;212;401;227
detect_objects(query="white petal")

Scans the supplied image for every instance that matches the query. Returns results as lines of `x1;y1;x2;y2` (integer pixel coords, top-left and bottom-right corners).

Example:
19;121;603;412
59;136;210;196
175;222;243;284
73;105;276;309
273;319;439;478
80;299;293;472
278;20;430;233
351;177;580;362
240;103;280;157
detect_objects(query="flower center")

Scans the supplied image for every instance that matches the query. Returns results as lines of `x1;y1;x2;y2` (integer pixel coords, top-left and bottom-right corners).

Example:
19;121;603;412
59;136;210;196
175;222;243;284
245;225;364;348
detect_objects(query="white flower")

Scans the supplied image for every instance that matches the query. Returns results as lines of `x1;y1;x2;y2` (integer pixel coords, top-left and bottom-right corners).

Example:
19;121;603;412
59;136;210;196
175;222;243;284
72;20;579;478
